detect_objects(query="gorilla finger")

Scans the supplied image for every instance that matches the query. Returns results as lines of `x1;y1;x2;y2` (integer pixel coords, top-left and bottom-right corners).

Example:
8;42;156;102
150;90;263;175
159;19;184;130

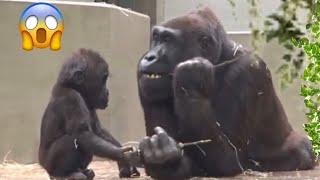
139;137;155;163
139;136;151;151
154;126;167;135
150;135;166;163
150;135;160;150
154;128;171;148
163;145;182;163
158;132;170;147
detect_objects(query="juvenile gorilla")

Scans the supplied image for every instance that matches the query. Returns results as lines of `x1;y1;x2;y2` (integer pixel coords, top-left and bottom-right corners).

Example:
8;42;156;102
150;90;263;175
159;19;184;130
39;48;140;180
137;7;317;179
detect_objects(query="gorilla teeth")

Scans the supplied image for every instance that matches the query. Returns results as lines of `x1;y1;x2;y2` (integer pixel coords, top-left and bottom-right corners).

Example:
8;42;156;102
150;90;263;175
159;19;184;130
144;74;162;79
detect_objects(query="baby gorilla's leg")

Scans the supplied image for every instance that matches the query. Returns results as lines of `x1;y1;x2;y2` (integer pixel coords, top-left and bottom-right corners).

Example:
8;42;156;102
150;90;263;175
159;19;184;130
43;135;94;180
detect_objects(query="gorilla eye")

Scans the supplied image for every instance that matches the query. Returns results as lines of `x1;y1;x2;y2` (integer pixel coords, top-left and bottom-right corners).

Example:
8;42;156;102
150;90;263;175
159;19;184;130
163;35;171;43
201;36;212;49
153;33;159;41
102;74;108;83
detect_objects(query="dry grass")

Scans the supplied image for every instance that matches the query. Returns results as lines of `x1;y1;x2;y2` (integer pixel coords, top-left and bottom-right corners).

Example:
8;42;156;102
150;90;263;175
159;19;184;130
0;160;149;180
0;158;320;180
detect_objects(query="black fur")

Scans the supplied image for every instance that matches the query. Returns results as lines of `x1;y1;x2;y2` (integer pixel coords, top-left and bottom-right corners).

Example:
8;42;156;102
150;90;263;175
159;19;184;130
39;48;140;179
137;7;317;179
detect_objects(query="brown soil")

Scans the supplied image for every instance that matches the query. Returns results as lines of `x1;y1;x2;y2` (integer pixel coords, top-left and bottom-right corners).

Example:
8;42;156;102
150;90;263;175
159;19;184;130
0;160;320;180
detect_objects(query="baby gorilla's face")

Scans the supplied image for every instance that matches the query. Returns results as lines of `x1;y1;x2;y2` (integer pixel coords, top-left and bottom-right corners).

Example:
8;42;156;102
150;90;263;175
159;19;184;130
96;74;109;109
82;59;110;110
89;67;109;110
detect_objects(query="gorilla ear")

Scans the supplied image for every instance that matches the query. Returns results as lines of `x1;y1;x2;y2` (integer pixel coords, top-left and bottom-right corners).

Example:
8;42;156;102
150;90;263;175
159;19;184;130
71;69;85;85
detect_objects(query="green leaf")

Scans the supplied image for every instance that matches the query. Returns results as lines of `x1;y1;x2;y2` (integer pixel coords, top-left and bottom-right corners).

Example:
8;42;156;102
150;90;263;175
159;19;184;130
283;54;291;62
306;112;316;121
284;43;294;50
307;63;315;70
313;25;320;33
291;37;299;46
301;37;309;45
305;44;312;51
307;23;312;29
302;68;311;80
301;85;308;96
264;20;273;27
312;45;319;54
315;65;320;74
315;32;320;39
276;63;289;74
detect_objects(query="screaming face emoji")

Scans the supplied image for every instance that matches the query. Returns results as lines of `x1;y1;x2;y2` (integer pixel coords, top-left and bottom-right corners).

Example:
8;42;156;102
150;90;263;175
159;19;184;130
19;2;64;51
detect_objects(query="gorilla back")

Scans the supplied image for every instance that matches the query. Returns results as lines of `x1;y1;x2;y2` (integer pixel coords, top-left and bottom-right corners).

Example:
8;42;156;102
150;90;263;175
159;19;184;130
137;6;317;179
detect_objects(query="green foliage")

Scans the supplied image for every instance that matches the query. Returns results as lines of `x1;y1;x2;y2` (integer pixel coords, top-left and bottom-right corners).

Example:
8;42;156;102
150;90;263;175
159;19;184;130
228;0;313;89
228;0;320;156
292;2;320;156
260;0;312;89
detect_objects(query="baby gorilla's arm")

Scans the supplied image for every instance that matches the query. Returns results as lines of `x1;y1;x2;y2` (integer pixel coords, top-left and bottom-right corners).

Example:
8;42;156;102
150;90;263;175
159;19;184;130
94;118;141;177
76;128;125;162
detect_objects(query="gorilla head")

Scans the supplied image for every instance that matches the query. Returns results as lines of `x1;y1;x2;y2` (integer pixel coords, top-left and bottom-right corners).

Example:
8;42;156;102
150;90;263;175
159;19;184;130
57;48;109;109
138;7;232;102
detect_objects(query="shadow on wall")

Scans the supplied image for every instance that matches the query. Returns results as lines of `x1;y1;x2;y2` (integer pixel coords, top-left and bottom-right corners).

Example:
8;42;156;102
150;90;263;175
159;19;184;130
0;0;150;164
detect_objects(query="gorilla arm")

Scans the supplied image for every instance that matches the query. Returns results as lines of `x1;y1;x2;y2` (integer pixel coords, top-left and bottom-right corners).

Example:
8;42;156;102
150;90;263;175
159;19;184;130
138;94;204;179
64;93;126;162
240;57;317;171
173;58;244;176
93;113;122;147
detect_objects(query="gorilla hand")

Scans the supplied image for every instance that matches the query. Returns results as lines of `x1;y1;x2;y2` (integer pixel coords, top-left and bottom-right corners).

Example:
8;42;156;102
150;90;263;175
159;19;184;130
118;147;141;178
118;163;140;178
173;57;214;99
139;126;182;165
139;127;193;180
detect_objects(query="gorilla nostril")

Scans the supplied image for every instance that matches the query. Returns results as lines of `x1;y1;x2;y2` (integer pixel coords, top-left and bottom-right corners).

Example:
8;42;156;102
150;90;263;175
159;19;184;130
146;55;156;62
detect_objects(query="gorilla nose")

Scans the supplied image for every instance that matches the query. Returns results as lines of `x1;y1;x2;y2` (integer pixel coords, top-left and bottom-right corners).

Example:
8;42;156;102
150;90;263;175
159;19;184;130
145;54;156;62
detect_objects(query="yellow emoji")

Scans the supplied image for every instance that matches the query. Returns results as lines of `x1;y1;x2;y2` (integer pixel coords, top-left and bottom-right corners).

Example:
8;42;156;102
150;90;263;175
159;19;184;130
19;2;64;51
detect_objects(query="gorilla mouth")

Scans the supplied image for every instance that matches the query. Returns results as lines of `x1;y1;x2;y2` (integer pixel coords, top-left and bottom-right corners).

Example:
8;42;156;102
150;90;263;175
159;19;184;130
142;72;164;79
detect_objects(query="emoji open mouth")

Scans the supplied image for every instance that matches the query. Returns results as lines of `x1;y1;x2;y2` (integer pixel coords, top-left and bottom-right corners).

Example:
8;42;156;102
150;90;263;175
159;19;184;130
37;28;46;43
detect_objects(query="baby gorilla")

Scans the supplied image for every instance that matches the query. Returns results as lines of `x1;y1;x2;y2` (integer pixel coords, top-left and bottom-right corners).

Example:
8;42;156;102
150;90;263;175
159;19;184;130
38;48;140;180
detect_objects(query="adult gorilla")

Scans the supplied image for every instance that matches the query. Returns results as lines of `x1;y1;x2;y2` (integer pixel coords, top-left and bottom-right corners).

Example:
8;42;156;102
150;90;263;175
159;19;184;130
136;6;317;179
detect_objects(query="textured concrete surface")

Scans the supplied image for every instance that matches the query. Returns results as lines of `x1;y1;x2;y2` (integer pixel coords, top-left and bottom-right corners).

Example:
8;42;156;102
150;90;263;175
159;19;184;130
0;161;319;180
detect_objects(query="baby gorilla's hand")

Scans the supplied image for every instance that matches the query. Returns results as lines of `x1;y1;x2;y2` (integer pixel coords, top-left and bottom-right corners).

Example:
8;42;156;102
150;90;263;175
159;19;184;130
118;164;140;178
139;127;182;165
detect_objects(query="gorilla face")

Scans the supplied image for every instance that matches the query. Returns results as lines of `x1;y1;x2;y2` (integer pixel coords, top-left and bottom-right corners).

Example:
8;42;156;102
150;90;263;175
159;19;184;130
85;62;109;110
138;11;224;102
58;48;110;110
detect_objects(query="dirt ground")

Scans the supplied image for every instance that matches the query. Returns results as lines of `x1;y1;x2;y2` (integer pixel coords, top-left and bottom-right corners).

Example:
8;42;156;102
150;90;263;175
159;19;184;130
1;160;320;180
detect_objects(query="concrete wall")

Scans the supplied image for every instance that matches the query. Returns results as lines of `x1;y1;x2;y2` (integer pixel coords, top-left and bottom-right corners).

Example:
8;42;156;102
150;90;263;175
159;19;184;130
163;0;282;32
0;0;150;163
